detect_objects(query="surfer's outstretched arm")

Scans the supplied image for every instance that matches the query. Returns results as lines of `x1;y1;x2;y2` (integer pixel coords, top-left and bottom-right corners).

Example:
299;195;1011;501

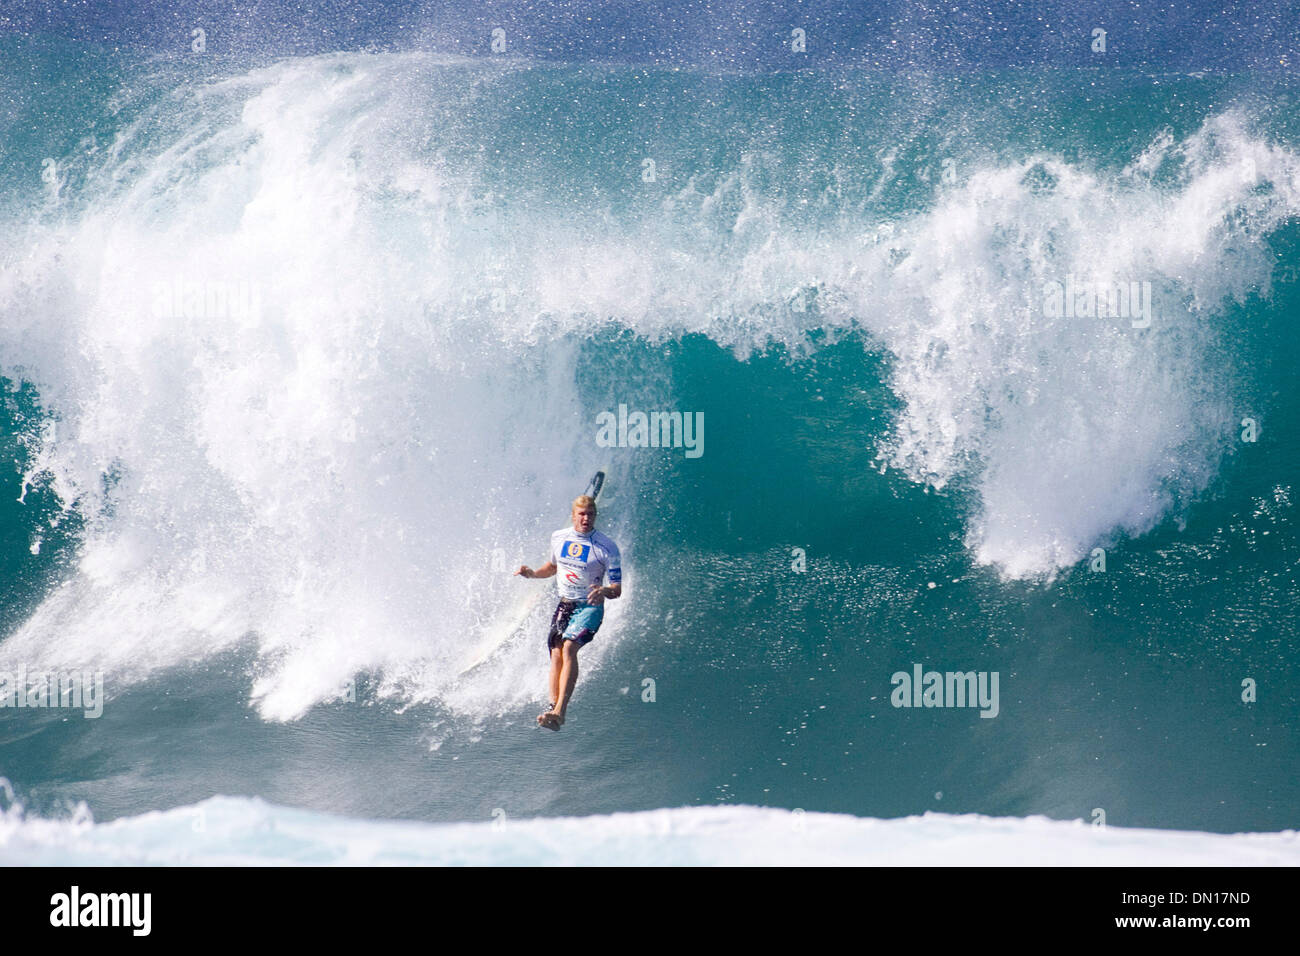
515;561;556;579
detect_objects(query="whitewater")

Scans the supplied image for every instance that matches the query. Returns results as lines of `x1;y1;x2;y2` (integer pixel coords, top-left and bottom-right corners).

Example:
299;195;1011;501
3;791;1296;866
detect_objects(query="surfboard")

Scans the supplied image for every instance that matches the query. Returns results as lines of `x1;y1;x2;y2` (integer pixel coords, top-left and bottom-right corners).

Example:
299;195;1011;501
456;469;609;676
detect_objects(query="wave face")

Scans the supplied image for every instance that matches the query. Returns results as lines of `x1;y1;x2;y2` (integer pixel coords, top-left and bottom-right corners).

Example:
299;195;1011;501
1;36;1298;838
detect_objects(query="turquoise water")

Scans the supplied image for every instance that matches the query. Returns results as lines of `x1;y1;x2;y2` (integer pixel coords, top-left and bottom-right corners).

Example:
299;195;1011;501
1;37;1297;836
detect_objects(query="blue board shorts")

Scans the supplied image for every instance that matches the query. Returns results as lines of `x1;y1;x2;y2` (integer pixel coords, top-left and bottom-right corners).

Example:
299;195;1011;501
547;599;604;651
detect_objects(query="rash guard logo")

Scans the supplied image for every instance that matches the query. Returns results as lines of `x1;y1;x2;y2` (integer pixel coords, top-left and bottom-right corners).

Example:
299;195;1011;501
564;541;591;561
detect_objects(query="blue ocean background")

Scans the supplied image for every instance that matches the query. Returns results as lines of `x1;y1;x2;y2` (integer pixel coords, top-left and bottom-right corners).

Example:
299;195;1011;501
1;2;1297;853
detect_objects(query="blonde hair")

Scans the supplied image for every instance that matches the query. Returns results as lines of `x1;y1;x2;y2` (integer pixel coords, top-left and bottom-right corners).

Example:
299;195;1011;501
572;495;597;514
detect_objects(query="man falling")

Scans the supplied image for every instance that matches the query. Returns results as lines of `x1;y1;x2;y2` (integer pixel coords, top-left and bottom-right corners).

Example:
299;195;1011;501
515;495;622;730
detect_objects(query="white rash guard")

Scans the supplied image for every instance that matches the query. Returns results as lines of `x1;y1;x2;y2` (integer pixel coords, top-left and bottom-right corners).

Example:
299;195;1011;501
549;527;622;602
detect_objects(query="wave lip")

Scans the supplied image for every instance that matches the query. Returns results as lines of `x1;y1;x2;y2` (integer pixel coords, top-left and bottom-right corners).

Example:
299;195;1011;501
3;796;1297;866
866;111;1300;580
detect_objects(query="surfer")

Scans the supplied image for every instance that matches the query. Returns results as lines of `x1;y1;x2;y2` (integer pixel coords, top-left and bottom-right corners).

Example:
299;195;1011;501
514;494;622;730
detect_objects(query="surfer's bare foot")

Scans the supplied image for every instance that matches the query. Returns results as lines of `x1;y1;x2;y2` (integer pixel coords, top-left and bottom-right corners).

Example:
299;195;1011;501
537;709;564;730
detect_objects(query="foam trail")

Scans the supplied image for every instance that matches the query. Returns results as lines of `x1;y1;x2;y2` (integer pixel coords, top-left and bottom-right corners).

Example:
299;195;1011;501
2;793;1297;866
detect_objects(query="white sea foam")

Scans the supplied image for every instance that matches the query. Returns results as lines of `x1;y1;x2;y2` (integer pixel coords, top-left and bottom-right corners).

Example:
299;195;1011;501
1;793;1296;866
1;53;1295;722
0;54;624;724
853;112;1300;579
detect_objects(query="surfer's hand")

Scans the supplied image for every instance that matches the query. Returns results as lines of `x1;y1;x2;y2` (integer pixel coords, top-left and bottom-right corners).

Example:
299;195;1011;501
587;584;606;604
515;566;533;578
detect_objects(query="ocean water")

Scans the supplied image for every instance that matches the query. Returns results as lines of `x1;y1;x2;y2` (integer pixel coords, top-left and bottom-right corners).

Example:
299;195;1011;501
1;9;1298;861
